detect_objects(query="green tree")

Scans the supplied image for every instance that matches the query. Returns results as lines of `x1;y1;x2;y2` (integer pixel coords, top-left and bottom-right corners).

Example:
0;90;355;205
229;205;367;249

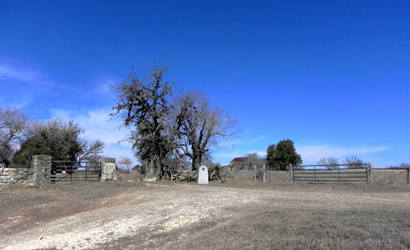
13;120;103;166
266;144;276;169
266;139;302;170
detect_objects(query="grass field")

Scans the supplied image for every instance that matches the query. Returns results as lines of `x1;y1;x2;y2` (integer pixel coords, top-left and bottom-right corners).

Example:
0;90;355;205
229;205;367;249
1;182;409;250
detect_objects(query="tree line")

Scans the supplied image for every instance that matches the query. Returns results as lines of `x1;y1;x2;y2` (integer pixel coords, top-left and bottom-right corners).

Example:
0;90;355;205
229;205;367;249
0;109;103;167
0;67;234;180
1;66;376;179
236;139;369;171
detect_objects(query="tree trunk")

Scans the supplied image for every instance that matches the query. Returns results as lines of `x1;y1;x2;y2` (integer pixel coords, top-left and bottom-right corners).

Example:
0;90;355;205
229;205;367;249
143;158;161;182
192;152;203;172
192;157;198;172
191;148;198;172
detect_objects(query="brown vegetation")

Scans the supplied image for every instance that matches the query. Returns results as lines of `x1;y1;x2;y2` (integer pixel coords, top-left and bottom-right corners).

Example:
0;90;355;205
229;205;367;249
1;182;409;249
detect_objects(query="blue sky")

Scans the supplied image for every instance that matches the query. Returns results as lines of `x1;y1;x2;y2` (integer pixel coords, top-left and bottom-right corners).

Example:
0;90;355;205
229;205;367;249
1;0;409;166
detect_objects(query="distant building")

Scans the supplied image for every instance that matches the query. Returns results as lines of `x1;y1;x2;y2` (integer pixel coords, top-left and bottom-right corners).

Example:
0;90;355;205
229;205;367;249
230;157;253;170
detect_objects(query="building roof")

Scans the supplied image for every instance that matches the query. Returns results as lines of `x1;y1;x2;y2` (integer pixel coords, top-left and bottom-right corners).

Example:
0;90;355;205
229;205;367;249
231;157;248;164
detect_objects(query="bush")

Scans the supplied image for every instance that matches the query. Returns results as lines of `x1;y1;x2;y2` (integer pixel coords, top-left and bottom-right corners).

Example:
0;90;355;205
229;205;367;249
208;163;222;181
13;119;103;166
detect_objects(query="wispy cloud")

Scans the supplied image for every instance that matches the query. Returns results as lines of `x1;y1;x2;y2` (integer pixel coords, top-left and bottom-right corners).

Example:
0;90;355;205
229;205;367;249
296;145;390;164
47;107;391;167
93;74;121;94
214;150;266;160
217;135;265;148
0;63;50;85
213;133;267;163
213;144;390;165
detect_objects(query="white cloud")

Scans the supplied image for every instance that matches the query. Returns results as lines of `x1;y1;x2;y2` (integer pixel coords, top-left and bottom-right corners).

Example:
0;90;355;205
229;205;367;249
214;150;266;160
93;74;121;94
0;63;49;84
296;145;390;164
213;134;267;164
46;108;391;167
213;144;390;165
50;108;137;164
217;134;265;149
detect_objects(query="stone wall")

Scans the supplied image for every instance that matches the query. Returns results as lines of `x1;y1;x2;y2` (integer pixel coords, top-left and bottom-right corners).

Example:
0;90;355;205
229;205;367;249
265;170;292;184
371;170;409;186
0;167;35;185
0;155;52;186
0;155;121;186
223;168;409;185
222;169;291;184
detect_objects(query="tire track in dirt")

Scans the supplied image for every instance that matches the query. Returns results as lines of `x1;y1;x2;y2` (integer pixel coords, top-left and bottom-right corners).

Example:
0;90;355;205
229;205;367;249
1;184;261;250
1;184;409;250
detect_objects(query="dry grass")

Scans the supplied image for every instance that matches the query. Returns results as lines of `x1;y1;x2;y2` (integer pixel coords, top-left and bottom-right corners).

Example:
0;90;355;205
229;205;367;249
116;171;143;183
0;182;143;236
97;184;410;250
1;182;409;250
168;204;410;250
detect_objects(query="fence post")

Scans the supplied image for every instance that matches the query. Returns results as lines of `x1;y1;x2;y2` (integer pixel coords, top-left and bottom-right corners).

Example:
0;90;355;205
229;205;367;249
367;163;372;184
254;164;257;182
314;165;316;184
338;164;341;183
290;164;294;183
263;163;266;183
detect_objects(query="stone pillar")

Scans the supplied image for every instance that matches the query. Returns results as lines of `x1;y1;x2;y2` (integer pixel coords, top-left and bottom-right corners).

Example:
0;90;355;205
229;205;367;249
31;155;52;185
99;157;118;182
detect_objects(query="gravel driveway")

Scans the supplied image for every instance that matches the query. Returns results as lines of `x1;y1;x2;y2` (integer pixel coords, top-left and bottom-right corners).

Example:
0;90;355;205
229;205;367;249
1;183;409;250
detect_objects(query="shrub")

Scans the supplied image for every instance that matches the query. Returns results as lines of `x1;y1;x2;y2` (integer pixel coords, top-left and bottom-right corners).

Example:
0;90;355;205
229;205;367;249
208;163;222;181
13;119;103;166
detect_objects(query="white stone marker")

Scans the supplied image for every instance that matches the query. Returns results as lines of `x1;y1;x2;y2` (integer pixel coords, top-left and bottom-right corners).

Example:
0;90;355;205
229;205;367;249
198;165;209;185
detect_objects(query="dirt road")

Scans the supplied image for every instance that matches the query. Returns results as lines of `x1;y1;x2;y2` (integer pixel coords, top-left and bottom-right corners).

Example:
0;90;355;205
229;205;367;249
1;183;409;250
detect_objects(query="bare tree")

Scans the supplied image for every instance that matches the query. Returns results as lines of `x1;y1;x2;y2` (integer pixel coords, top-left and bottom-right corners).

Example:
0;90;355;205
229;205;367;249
317;157;339;170
173;91;235;171
112;67;174;181
246;153;264;170
399;163;410;169
0;107;27;166
78;140;104;162
344;156;366;169
118;156;133;172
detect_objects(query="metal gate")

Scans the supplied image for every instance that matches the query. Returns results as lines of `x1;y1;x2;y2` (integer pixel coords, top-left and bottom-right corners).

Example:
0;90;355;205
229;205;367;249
291;164;370;184
50;161;101;183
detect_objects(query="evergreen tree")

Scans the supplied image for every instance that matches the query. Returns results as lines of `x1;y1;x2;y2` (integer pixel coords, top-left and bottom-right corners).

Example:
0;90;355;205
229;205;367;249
13;120;103;166
266;139;302;170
